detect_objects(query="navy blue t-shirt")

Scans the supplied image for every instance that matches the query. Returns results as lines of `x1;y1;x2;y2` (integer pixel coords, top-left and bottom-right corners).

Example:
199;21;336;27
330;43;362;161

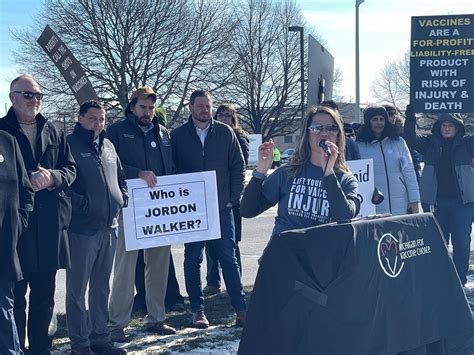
262;163;358;236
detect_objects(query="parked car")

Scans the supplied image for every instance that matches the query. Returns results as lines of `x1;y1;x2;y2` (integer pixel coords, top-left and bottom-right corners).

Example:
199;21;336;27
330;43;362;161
280;148;295;163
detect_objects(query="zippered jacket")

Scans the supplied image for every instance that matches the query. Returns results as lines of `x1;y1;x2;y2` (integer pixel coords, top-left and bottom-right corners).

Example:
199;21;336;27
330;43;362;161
357;137;420;215
106;113;174;178
404;113;474;205
67;123;127;231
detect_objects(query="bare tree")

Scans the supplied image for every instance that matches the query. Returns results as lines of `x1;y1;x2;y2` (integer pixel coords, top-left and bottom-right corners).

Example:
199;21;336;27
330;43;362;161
371;52;474;133
11;0;238;123
370;51;410;110
11;0;328;138
332;67;346;103
220;0;307;140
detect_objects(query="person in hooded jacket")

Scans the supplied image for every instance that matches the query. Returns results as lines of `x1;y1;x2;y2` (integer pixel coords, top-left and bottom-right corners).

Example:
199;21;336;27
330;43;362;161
356;105;420;216
404;105;474;286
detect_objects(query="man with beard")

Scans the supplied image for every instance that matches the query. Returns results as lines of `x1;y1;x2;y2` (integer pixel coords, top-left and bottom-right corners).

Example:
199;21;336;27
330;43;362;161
170;90;247;328
107;87;176;342
0;74;76;354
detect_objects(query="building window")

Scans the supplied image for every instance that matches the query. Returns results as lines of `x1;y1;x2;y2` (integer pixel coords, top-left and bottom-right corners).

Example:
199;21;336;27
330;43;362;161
284;136;293;143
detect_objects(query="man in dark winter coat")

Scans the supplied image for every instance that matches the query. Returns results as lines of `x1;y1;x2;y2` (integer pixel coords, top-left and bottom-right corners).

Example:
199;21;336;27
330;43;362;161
0;74;76;355
0;131;34;355
170;89;247;328
107;87;176;342
66;101;127;355
404;105;474;286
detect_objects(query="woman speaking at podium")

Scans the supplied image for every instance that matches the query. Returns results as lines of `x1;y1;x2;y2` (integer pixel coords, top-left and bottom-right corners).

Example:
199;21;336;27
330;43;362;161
241;105;360;237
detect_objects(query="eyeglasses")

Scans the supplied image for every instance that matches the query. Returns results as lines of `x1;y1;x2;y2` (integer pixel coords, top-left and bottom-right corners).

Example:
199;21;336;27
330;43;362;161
217;111;231;118
13;91;44;100
308;124;339;135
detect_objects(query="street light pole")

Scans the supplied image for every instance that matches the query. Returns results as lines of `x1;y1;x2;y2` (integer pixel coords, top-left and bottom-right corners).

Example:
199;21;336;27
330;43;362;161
288;26;305;122
355;0;364;123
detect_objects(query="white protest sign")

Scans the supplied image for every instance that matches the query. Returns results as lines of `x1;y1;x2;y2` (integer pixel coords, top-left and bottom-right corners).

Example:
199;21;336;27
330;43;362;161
248;134;262;166
346;159;375;217
123;171;221;251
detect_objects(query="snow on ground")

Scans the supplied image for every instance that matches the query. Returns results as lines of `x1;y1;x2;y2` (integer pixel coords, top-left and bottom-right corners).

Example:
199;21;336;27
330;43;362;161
52;319;240;354
52;267;474;353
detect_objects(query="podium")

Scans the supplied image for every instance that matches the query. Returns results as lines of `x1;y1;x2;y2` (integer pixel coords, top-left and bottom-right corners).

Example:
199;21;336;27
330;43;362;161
239;213;472;355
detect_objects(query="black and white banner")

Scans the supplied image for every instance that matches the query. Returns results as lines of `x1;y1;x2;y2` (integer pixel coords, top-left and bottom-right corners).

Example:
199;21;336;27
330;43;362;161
123;171;220;251
37;25;98;105
410;14;474;113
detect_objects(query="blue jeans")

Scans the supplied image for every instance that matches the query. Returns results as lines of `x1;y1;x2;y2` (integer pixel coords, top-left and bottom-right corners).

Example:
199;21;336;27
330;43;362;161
434;199;474;285
184;207;246;312
206;205;243;288
0;281;22;355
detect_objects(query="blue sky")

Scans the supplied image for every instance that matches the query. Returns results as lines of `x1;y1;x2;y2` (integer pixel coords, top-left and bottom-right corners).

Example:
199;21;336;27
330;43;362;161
0;0;43;112
0;0;473;114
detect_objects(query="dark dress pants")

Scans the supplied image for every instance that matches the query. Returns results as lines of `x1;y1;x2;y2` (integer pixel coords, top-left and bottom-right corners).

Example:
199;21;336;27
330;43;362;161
14;270;57;354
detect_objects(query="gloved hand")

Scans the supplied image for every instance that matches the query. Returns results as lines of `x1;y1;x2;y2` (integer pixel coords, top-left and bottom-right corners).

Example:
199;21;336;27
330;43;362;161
122;193;129;208
405;104;416;121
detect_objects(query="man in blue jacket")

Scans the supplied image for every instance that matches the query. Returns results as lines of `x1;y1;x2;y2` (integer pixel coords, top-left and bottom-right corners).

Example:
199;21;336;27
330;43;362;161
66;101;128;355
404;105;474;286
170;89;246;328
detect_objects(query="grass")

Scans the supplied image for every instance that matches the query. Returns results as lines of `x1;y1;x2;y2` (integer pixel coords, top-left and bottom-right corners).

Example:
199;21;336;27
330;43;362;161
52;286;253;353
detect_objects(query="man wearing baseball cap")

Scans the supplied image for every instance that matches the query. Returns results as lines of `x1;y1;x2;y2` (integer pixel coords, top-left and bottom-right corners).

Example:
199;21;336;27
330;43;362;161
107;87;176;341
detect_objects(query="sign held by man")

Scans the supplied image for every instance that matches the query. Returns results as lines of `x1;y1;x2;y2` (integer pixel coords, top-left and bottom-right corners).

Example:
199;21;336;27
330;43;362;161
123;171;220;250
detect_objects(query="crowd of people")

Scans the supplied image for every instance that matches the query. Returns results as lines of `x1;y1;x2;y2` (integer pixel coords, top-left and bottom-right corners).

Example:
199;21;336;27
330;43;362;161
0;74;473;355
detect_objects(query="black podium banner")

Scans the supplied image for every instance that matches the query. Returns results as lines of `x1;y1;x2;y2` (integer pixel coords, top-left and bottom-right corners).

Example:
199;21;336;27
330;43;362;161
239;214;472;355
37;25;99;105
410;14;474;113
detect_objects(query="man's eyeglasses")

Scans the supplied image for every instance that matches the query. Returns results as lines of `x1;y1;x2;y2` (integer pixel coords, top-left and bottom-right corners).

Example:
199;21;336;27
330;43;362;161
13;91;44;100
308;124;339;135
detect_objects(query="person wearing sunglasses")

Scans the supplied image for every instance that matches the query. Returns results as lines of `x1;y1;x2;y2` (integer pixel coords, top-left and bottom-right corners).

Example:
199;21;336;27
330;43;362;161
356;105;420;216
321;99;361;161
241;105;360;240
0;74;76;354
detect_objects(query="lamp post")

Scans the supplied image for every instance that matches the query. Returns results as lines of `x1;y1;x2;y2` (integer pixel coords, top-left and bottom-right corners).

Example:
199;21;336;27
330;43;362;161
288;26;305;122
355;0;364;123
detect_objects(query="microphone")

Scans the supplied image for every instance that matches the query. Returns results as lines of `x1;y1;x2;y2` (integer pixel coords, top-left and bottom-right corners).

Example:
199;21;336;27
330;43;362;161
318;139;331;156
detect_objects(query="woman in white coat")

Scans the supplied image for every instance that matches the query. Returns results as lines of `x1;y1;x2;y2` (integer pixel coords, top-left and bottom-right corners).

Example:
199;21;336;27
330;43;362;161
356;105;420;215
